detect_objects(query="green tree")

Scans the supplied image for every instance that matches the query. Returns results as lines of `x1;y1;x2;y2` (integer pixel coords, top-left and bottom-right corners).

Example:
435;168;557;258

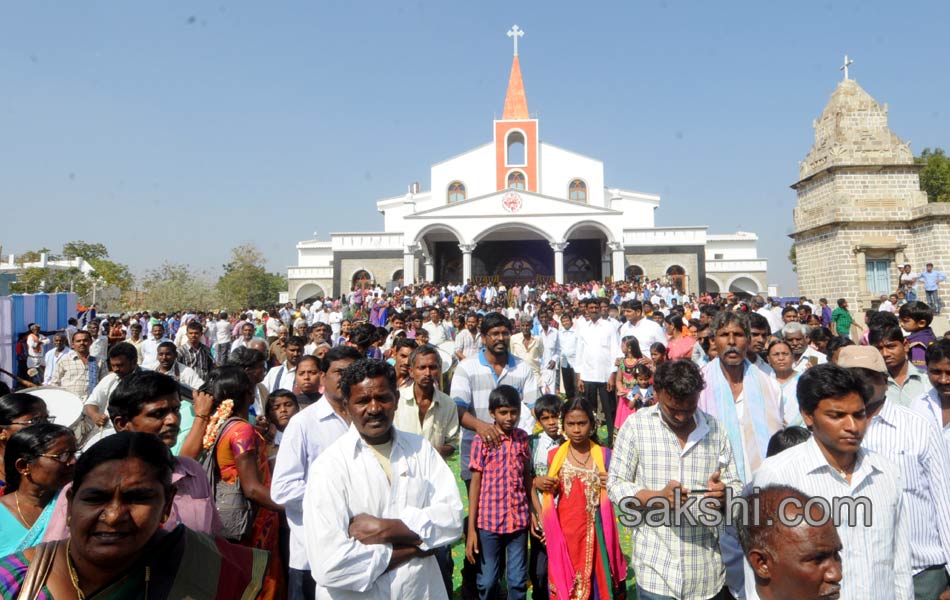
216;244;287;310
61;241;109;262
10;266;91;296
15;248;53;264
141;262;220;311
88;258;134;291
916;148;950;203
788;244;797;273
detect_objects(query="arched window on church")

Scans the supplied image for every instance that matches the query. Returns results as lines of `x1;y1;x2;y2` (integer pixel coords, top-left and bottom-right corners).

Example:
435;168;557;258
569;179;587;202
447;181;466;203
506;131;526;166
507;171;526;190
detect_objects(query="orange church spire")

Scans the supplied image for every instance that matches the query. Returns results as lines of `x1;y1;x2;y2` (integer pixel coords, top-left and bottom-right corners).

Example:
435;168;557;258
502;25;529;120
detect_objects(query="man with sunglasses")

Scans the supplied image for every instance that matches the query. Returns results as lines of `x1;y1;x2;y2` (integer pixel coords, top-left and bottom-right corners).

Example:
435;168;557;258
43;370;220;541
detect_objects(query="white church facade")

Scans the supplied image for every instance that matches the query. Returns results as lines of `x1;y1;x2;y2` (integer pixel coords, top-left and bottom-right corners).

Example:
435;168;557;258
288;27;768;301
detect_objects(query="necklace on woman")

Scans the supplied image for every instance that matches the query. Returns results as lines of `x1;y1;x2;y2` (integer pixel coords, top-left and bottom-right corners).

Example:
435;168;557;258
14;492;36;529
66;539;151;600
569;446;591;467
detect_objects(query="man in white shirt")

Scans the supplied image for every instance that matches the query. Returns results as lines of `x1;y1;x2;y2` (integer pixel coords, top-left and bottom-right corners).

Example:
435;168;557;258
618;300;668;359
537;309;560;395
214;311;233;366
782;322;827;374
453;313;482;362
393;345;461;596
143;341;205;389
272;345;361;600
81;342;140;449
230;322;256;352
141;323;170;365
914;339;950;455
839;346;950;598
86;320;108;365
558;313;578;399
42;333;70;385
304;358;463;599
423;307;450;347
751;364;913;600
575;298;620;442
26;323;48;384
264;335;305;393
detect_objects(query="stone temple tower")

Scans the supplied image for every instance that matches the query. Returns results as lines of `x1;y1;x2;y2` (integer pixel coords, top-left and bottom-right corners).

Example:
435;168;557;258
791;75;950;310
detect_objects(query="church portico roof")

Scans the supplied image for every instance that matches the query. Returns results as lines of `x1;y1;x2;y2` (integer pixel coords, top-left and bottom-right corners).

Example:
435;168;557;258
405;188;621;219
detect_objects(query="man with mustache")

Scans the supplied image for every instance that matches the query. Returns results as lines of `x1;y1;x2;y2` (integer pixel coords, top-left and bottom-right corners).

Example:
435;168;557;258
752;364;913;600
738;485;843;600
43;370;220;540
305;358;463;599
699;310;784;599
394;344;460;596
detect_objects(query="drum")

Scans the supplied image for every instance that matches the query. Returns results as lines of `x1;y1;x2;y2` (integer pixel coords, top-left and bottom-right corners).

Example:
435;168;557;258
24;387;83;430
437;341;457;375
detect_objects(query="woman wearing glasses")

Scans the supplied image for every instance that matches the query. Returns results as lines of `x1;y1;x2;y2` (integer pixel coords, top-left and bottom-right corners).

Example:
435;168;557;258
0;423;76;555
0;393;51;491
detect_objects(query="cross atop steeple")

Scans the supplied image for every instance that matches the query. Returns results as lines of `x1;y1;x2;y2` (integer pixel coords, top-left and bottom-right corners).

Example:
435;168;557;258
840;54;854;81
507;25;524;56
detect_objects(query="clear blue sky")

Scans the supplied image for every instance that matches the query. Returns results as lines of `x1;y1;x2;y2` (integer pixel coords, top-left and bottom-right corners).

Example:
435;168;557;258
3;1;948;294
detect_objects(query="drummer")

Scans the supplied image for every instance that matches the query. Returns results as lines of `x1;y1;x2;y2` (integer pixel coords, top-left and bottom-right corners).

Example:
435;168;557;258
80;342;140;448
392;343;459;595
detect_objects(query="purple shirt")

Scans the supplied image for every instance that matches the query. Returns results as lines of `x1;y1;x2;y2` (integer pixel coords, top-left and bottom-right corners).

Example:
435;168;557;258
43;456;221;541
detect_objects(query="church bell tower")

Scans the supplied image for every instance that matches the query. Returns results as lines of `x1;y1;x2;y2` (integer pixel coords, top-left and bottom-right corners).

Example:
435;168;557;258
495;25;539;193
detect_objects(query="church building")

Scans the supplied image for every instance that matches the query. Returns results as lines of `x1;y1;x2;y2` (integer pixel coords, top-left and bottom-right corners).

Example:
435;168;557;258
791;58;950;311
288;27;769;301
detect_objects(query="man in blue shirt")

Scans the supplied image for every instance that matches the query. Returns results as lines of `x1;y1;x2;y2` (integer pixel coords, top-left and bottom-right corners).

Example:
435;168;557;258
918;263;947;315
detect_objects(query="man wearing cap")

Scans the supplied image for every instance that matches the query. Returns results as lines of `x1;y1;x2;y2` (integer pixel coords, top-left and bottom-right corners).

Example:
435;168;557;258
839;346;950;599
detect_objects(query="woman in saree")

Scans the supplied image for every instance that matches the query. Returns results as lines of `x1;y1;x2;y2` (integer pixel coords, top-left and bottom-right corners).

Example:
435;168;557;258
0;424;75;556
0;393;50;492
0;431;268;599
532;398;627;600
201;366;285;600
664;313;695;361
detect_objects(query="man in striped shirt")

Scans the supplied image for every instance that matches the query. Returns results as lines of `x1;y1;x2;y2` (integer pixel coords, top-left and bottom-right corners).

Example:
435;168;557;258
751;364;913;600
839;346;950;599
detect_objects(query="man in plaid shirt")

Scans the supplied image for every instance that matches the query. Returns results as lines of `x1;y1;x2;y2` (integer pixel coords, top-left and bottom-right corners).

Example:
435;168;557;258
608;359;742;600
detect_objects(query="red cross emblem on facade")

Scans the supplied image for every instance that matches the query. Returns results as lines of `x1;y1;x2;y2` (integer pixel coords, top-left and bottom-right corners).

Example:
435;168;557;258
502;191;523;213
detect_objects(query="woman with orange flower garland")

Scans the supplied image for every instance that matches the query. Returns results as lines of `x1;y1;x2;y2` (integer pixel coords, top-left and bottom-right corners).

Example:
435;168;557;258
201;366;285;600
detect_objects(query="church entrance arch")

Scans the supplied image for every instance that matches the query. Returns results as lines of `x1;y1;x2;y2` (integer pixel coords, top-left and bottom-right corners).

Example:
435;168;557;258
564;222;610;283
296;283;327;304
352;270;373;289
728;276;760;297
463;224;555;285
666;265;687;293
625;265;644;282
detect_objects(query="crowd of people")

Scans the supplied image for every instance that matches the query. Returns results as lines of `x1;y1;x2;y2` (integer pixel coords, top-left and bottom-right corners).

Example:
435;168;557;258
1;273;949;600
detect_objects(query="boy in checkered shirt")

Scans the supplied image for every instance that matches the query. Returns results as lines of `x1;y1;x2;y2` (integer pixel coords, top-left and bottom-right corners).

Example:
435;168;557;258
465;384;532;600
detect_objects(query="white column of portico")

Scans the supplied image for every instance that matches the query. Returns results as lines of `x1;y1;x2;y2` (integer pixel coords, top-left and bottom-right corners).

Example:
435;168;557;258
459;243;477;283
403;243;419;285
609;242;626;282
550;241;569;284
424;257;435;282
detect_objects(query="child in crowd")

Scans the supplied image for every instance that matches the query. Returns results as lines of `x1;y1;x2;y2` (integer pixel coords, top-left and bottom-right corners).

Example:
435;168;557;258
765;426;811;458
650;342;668;366
531;398;627;599
528;394;564;600
467;385;531;600
265;389;299;454
616;363;655;430
614;338;649;430
899;301;938;370
614;336;653;431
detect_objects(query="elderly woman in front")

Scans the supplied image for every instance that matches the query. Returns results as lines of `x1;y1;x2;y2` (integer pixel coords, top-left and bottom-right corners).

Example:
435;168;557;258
0;431;268;599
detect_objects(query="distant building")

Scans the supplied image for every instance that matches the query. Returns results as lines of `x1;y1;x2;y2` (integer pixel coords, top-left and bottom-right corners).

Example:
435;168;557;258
288;28;768;301
791;64;950;310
